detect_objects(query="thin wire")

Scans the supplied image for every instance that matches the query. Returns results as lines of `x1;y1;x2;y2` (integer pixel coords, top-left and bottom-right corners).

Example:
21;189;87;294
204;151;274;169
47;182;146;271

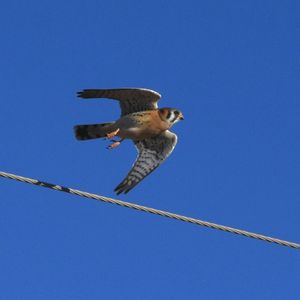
0;170;299;250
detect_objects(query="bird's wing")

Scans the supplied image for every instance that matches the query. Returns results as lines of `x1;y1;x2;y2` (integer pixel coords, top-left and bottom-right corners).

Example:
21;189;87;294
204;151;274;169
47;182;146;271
77;88;161;116
114;130;177;194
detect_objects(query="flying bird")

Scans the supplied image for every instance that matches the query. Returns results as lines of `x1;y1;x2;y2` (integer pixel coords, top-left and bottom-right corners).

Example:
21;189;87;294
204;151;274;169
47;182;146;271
74;88;184;194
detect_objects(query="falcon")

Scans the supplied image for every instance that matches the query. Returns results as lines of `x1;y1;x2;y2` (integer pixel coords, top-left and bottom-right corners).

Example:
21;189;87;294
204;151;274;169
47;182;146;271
74;88;184;194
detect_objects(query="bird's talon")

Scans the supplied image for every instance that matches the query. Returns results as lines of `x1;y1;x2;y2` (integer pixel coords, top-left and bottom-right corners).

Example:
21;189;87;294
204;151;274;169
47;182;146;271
107;141;121;150
106;128;120;139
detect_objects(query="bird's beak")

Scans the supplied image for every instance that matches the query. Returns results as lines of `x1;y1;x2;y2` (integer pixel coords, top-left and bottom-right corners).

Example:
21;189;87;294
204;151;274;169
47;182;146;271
179;113;184;120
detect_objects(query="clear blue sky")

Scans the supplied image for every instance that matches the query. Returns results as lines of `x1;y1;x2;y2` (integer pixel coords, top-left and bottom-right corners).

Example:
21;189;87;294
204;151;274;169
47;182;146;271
1;0;299;299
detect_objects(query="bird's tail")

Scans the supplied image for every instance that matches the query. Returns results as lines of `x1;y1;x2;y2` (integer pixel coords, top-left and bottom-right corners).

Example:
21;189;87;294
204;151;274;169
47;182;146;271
74;122;115;140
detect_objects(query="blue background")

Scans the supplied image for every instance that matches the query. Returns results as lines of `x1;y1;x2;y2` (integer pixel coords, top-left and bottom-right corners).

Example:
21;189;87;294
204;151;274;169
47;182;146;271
1;1;299;299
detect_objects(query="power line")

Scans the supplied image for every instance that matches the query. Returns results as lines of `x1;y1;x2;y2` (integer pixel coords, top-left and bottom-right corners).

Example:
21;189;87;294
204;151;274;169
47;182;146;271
0;170;299;250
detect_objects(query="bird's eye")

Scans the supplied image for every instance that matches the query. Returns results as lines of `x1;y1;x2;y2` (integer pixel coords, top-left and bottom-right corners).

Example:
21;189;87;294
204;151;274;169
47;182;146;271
174;110;179;116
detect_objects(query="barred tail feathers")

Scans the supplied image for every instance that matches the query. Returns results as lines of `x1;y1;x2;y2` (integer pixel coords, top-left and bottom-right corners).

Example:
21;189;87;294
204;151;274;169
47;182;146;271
74;122;115;140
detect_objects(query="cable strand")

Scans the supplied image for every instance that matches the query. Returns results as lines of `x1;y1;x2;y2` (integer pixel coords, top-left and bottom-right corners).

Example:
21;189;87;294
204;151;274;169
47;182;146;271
0;170;299;249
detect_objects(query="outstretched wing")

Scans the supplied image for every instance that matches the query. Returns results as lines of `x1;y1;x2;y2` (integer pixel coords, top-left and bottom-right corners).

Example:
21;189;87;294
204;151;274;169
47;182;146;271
114;131;177;195
77;88;161;116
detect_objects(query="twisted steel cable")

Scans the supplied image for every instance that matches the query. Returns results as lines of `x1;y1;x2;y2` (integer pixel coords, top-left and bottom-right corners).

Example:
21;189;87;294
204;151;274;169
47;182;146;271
0;170;299;249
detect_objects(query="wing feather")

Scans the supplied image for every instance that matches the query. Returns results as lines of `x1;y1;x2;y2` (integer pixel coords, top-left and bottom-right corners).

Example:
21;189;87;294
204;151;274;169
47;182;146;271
114;131;177;194
77;88;161;116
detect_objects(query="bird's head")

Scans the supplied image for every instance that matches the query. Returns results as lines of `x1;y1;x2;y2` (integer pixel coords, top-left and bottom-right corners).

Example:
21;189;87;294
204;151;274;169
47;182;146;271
159;108;184;126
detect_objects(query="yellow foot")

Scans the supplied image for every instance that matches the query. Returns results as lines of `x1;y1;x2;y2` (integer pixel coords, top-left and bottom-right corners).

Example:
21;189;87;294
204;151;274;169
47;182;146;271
106;128;120;139
107;141;121;150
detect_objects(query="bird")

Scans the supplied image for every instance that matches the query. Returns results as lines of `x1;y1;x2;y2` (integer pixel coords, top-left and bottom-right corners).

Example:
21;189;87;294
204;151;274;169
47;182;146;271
74;88;184;194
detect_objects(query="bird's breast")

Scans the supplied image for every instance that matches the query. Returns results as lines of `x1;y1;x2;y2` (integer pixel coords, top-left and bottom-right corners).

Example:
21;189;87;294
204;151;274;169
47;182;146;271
116;110;169;140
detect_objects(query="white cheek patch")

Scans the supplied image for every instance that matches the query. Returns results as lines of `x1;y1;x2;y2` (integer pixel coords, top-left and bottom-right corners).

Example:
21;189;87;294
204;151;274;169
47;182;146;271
168;111;175;122
168;111;181;124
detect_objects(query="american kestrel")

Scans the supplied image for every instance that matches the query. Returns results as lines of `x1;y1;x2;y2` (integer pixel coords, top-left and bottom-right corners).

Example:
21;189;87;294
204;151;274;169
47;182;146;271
74;88;184;194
